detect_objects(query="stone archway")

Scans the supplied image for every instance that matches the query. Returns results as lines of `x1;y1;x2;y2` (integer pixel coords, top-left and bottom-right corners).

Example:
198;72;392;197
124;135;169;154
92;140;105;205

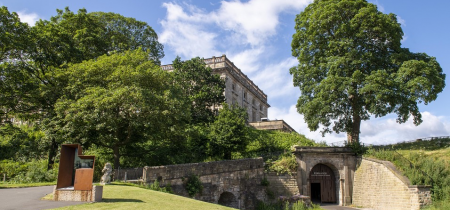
218;191;238;208
293;147;357;206
309;164;336;203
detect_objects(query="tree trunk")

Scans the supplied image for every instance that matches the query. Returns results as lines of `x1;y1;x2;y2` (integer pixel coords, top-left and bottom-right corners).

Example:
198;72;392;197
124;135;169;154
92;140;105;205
113;145;120;169
47;138;58;170
347;114;361;144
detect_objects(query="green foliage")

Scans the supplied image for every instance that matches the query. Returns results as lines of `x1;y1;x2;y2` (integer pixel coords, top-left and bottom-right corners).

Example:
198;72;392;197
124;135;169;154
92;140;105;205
184;174;203;197
144;180;173;194
267;153;298;175
209;104;249;160
0;159;58;183
344;141;367;156
55;50;190;169
0;125;46;161
290;0;445;143
243;129;318;159
261;176;270;186
365;148;450;202
1;6;166;169
172;56;225;124
90;11;164;64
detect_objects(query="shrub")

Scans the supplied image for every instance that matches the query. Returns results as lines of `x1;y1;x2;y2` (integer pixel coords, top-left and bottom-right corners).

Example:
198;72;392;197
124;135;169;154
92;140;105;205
267;153;298;175
184;174;203;197
1;159;58;183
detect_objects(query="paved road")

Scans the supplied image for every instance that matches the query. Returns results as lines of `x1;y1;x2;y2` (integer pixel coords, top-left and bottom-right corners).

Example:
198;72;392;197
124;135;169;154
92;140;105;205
319;203;373;210
0;185;86;210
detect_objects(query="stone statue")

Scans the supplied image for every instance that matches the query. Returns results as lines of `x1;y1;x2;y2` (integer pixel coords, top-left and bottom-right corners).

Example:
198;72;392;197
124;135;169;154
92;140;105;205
100;163;112;185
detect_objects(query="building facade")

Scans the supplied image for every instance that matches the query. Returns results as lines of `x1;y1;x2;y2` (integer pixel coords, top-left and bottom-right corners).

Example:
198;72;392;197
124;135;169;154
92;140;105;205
161;55;270;122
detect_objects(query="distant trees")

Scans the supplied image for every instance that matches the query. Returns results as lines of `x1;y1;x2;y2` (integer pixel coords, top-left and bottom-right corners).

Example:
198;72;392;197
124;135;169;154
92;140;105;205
290;0;446;143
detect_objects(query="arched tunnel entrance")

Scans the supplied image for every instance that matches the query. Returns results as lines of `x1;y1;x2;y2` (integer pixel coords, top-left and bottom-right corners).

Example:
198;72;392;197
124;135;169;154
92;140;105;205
218;191;238;208
309;164;336;203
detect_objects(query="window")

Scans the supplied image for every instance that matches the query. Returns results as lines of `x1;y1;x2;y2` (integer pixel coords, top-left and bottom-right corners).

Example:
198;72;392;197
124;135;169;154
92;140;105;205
232;83;235;91
252;99;255;105
243;92;247;100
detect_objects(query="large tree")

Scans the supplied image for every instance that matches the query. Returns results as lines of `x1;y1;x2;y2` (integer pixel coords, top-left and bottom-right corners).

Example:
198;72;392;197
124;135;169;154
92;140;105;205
55;50;189;169
290;0;445;143
208;103;249;160
0;7;166;168
172;57;225;124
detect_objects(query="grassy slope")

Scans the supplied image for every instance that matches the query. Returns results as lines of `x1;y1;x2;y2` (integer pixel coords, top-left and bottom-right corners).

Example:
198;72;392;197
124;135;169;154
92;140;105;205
367;138;450;210
55;183;235;210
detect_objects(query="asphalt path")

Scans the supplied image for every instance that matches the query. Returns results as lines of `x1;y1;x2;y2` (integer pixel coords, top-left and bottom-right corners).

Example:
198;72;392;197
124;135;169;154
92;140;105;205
319;203;373;210
0;185;86;210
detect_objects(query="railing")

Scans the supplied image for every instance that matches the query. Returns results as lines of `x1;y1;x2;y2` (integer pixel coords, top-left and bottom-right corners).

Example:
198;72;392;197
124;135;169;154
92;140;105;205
113;167;143;181
328;136;450;147
160;55;268;104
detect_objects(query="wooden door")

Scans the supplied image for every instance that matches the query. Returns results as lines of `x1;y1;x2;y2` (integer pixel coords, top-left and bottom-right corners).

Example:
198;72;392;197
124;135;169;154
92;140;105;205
309;164;336;203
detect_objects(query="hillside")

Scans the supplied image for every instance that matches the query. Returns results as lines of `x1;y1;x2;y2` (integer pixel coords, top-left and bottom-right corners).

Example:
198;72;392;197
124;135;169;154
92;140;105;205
366;137;450;210
54;183;235;210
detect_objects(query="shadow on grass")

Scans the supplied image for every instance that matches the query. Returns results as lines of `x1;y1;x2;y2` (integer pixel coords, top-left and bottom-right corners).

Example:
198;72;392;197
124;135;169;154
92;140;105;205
102;198;144;203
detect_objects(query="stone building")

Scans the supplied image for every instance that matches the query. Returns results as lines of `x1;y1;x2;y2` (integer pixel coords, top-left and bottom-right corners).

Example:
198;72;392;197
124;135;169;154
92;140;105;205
249;119;296;133
161;55;269;123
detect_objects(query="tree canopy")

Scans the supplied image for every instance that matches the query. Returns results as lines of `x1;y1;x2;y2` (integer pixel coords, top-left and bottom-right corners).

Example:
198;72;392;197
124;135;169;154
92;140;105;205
0;6;166;169
208;103;249;160
172;57;225;124
55;50;189;169
290;0;446;143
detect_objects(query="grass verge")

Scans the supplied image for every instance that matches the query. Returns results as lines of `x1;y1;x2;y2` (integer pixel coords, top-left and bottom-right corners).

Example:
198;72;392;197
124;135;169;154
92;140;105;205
53;183;235;210
0;181;56;188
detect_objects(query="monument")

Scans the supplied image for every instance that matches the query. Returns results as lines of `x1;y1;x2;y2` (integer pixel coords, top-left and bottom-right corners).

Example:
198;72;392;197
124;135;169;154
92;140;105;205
53;144;103;202
100;163;112;185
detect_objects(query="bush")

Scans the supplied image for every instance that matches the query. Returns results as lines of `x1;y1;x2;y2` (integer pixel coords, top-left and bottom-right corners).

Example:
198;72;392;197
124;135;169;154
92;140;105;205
1;159;58;183
184;174;203;197
267;153;298;175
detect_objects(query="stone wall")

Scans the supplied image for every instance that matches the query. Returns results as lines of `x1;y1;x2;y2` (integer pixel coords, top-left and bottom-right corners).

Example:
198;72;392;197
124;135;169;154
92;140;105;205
353;158;432;210
143;158;266;209
265;172;299;197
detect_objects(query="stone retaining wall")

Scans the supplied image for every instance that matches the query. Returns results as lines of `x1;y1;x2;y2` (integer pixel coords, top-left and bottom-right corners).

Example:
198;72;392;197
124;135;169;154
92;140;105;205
265;172;299;196
143;158;266;209
353;158;431;210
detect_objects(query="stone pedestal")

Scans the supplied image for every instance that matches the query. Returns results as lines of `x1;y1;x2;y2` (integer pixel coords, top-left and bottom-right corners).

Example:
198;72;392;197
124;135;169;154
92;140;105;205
53;185;103;202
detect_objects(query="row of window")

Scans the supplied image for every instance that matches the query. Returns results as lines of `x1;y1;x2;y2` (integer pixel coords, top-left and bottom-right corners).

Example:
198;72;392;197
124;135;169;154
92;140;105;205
232;82;264;111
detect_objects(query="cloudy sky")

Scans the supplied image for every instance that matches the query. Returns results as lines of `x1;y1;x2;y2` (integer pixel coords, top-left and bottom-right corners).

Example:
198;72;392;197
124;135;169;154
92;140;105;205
2;0;450;145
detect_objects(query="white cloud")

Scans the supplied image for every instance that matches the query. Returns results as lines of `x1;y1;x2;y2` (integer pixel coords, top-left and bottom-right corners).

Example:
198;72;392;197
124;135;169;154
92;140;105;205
211;0;312;46
269;105;450;145
360;112;450;145
227;47;264;74
17;11;39;26
252;57;299;99
159;0;312;59
159;3;220;59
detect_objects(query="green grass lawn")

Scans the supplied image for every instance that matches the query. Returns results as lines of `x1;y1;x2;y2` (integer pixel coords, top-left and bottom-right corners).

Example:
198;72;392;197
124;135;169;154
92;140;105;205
54;183;236;210
0;181;56;188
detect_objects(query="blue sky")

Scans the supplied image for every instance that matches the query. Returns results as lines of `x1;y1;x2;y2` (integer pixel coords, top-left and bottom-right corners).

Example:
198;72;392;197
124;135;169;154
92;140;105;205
2;0;449;145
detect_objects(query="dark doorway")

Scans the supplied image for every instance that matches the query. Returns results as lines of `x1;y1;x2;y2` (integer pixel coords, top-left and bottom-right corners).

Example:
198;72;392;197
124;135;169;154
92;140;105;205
311;183;321;202
309;164;336;203
218;191;238;208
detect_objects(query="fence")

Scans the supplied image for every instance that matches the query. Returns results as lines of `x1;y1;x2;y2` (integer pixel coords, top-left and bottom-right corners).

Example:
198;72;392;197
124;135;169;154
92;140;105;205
113;167;143;181
328;136;450;147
